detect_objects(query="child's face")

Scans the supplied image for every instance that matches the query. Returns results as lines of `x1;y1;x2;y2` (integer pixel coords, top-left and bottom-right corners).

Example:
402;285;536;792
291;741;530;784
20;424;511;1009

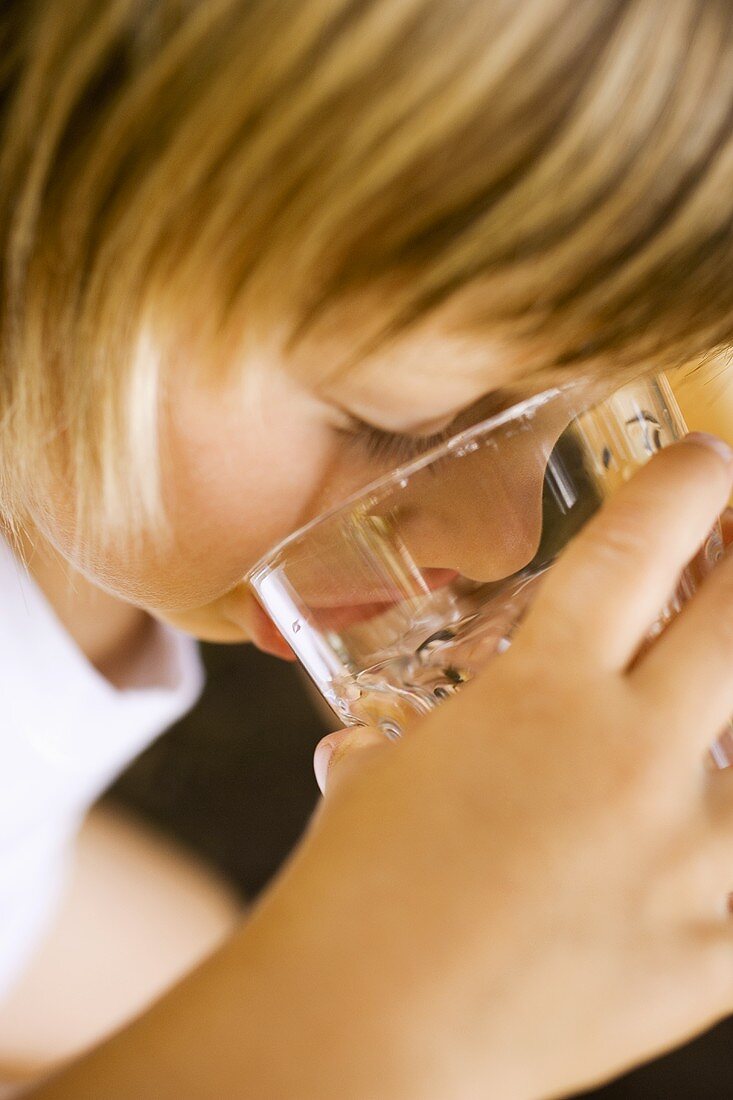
52;323;549;653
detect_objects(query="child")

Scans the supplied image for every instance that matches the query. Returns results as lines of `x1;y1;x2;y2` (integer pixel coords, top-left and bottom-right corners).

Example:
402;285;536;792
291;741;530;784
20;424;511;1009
4;1;733;1096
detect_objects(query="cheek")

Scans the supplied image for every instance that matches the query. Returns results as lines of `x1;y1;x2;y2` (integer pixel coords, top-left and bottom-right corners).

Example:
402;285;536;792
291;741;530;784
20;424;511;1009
64;376;340;614
148;421;337;610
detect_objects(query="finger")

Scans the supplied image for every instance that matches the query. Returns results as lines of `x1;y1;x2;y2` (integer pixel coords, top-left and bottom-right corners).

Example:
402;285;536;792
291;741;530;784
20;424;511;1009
313;726;388;796
630;548;733;755
517;434;733;671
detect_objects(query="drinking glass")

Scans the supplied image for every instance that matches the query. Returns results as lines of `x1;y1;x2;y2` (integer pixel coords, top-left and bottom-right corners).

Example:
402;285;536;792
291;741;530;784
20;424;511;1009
248;375;732;765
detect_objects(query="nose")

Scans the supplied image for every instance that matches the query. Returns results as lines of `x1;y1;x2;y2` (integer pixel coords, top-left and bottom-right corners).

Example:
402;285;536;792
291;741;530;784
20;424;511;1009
384;403;572;583
247;401;574;653
395;447;544;582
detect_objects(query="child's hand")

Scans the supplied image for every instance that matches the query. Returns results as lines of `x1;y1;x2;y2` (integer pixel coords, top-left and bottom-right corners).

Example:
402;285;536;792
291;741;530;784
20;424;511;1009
293;433;733;1099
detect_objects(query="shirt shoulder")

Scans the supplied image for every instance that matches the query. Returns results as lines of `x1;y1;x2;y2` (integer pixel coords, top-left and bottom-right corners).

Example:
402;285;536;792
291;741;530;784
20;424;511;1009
0;536;205;776
0;537;206;999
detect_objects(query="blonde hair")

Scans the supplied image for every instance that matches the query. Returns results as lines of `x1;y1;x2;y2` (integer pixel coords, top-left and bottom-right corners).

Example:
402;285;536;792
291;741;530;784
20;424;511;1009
4;0;733;547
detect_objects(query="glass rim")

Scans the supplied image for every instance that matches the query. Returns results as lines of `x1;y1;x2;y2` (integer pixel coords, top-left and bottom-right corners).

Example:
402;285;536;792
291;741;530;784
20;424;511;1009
245;378;612;583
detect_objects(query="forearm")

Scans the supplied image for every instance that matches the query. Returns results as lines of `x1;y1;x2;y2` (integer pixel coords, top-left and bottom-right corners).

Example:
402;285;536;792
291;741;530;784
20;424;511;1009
24;857;417;1100
0;806;238;1087
24;833;520;1100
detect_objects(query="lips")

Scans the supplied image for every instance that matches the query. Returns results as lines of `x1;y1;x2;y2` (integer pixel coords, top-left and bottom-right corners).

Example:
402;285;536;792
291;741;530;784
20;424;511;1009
250;567;458;661
249;599;299;660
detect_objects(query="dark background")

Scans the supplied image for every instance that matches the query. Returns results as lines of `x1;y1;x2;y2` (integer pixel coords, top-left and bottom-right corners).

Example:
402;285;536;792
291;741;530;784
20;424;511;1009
109;641;733;1098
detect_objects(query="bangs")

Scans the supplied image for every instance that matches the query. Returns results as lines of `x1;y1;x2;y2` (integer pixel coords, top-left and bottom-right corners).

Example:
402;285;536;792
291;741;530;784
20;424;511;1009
3;0;733;546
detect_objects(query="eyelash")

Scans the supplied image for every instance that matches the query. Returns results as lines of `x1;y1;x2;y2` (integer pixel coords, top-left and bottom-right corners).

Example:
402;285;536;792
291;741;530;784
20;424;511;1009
335;391;514;463
338;417;455;463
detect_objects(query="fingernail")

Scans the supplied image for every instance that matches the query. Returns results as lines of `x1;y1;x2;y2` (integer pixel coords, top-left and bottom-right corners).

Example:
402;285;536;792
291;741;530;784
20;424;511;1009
313;741;335;795
684;431;733;468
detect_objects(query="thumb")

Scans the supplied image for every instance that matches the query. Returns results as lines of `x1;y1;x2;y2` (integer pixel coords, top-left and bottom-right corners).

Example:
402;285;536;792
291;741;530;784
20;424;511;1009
313;726;390;796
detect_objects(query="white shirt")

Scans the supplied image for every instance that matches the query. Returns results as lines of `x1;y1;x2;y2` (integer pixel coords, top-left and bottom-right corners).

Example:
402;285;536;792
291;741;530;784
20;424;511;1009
0;538;204;1000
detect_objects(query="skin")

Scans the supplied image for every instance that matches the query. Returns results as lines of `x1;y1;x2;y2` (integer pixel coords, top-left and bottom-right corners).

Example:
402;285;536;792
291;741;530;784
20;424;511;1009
29;316;539;650
24;431;733;1100
12;327;733;1096
0;805;239;1081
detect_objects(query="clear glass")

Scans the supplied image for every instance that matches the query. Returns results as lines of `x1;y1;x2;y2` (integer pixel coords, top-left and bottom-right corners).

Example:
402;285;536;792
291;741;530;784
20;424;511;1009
248;375;731;763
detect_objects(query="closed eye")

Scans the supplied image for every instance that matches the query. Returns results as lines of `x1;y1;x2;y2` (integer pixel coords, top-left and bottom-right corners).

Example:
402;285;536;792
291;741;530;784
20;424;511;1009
334;389;513;464
336;416;457;463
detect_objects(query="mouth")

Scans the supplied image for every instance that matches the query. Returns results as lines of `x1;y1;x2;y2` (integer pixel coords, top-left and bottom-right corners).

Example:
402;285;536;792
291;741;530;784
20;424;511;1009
249;599;299;660
249;567;458;661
